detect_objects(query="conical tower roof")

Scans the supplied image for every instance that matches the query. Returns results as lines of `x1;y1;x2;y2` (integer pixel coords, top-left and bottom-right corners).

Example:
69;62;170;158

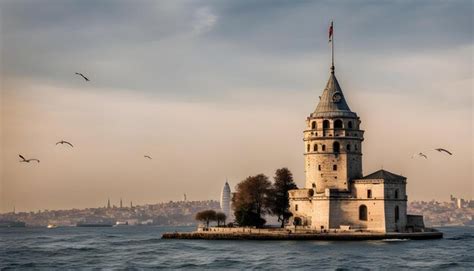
311;68;357;118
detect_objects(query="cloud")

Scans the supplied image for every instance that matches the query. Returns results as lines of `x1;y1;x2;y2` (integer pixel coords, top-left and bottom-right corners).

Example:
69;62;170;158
0;0;472;211
192;7;218;35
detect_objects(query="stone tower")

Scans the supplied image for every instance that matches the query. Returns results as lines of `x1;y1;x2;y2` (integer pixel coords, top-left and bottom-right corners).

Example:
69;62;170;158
304;66;364;193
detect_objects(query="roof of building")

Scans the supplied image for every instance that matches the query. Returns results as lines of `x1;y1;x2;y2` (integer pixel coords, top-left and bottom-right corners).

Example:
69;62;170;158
360;169;407;182
311;68;357;118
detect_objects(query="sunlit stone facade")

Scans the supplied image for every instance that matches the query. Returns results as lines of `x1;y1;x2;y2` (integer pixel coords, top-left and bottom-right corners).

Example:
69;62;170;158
288;66;410;233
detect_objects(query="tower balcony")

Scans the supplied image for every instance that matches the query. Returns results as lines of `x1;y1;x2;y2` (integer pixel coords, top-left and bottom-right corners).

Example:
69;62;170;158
303;129;364;140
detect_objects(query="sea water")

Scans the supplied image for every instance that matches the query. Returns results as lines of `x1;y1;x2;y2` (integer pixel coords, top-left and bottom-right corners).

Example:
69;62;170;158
1;226;472;269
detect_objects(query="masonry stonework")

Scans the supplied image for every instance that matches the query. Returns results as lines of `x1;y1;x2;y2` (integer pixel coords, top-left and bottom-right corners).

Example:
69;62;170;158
289;66;417;233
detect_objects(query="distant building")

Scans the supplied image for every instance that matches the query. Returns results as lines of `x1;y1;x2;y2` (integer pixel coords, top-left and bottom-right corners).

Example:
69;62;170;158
220;181;231;218
120;198;123;209
107;198;111;209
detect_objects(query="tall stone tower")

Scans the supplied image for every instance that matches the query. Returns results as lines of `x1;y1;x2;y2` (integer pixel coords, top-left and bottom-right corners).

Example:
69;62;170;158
304;66;364;193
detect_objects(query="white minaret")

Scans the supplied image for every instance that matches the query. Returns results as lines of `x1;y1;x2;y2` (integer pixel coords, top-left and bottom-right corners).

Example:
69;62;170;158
220;181;231;217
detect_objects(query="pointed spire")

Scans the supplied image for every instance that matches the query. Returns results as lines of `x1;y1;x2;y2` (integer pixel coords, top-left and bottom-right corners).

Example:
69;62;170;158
312;70;356;118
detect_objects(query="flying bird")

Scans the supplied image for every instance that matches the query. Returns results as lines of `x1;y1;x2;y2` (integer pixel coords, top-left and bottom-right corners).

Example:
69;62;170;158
19;154;40;163
56;140;74;147
435;148;452;155
417;152;428;159
412;152;428;159
144;155;152;159
75;72;90;81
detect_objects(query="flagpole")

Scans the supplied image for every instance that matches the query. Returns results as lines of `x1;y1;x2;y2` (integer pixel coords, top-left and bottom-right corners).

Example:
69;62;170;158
331;21;334;72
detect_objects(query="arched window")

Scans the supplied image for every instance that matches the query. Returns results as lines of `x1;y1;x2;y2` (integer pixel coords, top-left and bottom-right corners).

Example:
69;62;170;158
395;206;399;222
307;144;310;152
359;205;368;221
322;145;326;151
348;121;353;129
323;120;330;129
394;189;399;199
333;165;337;171
293;217;302;226
333;142;340;153
313;144;318;151
334;119;343;129
346;144;351;151
318;165;321;171
311;121;316;129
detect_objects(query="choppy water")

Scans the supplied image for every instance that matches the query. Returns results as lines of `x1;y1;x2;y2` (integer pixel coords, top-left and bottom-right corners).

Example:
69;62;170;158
1;226;473;270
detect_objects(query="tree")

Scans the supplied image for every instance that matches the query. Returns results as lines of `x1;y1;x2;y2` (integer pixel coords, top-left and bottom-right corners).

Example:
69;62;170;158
270;168;298;228
216;212;227;227
232;174;272;228
195;210;217;228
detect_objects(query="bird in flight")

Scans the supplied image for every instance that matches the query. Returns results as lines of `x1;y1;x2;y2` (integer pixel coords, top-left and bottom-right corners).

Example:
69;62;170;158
56;140;74;147
435;148;452;155
75;72;90;81
19;154;40;163
144;155;152;159
412;152;428;159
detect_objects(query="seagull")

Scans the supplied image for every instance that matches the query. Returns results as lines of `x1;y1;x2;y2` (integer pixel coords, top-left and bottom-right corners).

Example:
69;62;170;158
144;155;152;159
412;152;428;159
435;148;452;155
75;72;90;81
19;154;40;163
418;152;428;159
56;140;74;147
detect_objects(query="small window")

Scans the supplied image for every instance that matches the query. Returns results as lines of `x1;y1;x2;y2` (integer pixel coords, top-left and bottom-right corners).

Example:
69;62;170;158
322;145;326;151
307;144;310;152
312;183;316;188
395;189;399;199
323;120;330;129
318;165;321;171
311;121;316;129
355;144;358;150
359;205;368;221
348;121;353;129
333;142;340;153
313;144;318;151
367;189;372;198
346;144;351;151
295;204;299;211
395;206;399;222
333;165;337;171
334;119;343;129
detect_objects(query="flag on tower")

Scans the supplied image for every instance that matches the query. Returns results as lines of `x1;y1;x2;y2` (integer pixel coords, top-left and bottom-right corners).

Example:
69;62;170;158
329;21;333;43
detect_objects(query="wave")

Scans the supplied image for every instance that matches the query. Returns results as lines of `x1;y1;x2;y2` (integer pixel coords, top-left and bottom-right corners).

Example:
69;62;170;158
447;233;474;241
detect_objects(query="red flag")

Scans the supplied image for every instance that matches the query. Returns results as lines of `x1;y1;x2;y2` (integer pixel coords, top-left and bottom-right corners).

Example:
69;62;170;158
329;21;333;43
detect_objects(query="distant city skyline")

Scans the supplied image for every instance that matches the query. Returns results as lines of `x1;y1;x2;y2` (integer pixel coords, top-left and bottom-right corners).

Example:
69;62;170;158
1;1;472;212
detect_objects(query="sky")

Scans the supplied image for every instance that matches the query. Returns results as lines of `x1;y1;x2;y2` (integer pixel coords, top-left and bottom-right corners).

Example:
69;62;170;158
0;0;472;212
